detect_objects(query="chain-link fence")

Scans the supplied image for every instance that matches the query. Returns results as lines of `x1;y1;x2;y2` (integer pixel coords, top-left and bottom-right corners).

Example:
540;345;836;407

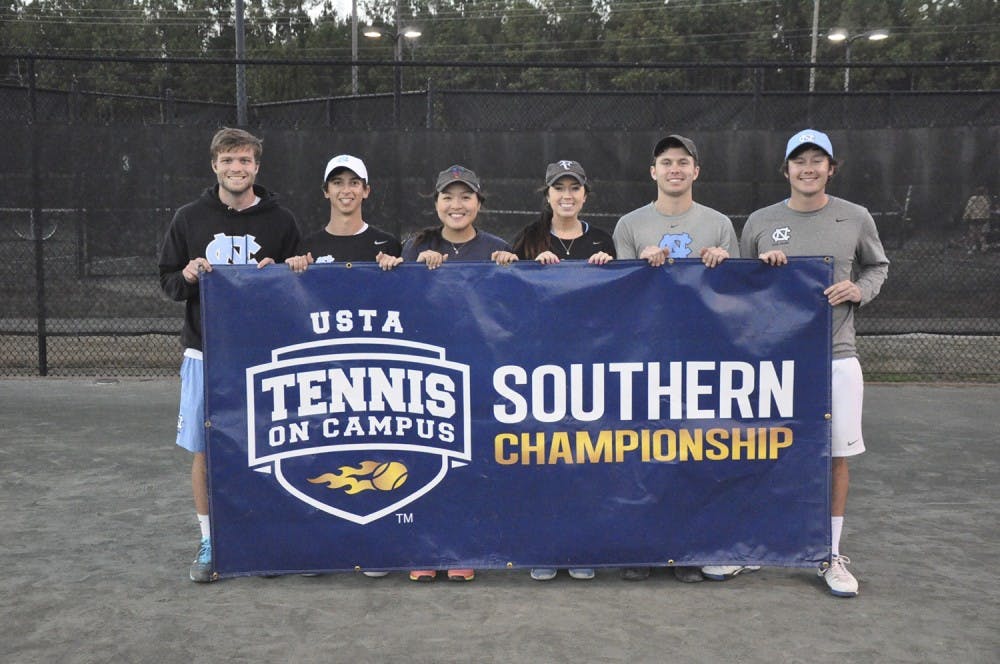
2;56;998;379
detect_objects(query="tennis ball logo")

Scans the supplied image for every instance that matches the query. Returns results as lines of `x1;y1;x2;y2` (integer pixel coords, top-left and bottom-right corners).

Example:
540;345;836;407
308;460;410;494
371;461;408;491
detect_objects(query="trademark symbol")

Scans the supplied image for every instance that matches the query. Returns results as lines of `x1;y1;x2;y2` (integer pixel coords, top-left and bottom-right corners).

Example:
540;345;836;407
396;513;414;524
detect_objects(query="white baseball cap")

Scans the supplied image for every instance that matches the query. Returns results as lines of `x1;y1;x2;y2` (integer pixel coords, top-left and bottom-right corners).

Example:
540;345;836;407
323;154;368;182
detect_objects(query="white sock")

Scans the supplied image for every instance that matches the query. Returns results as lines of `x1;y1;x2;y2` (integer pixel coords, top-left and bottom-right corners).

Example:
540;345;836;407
197;513;211;540
831;516;844;557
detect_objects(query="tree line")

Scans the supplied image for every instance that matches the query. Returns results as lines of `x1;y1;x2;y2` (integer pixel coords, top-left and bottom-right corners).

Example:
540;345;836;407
1;0;997;102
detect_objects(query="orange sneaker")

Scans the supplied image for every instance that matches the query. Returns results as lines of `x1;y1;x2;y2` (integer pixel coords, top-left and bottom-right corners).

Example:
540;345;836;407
447;568;475;581
409;570;437;582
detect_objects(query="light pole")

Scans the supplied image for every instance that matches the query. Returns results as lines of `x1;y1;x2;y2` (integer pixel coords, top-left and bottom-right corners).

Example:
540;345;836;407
351;0;358;96
235;0;247;125
363;24;421;127
827;28;889;92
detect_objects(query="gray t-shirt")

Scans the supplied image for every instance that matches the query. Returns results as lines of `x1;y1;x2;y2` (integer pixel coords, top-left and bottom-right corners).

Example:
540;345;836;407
741;195;889;359
613;201;740;259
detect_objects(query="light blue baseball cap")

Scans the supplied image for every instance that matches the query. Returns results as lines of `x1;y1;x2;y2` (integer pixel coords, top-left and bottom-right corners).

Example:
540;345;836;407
785;129;834;160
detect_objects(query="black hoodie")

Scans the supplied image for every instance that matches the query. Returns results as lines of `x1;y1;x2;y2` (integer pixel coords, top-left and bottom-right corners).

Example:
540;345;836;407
158;184;300;351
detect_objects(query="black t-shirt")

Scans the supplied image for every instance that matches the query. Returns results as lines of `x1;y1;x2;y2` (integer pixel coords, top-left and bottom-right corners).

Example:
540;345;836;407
298;224;402;263
514;221;617;260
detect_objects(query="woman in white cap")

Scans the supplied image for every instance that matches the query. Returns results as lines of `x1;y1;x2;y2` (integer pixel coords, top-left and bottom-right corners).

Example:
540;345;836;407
506;160;615;266
402;164;511;269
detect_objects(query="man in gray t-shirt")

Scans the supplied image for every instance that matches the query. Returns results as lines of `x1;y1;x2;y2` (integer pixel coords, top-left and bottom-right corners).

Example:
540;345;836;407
613;135;738;585
613;134;739;269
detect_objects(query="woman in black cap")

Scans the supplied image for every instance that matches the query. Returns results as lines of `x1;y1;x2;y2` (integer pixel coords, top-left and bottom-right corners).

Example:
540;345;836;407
508;160;615;265
513;160;614;582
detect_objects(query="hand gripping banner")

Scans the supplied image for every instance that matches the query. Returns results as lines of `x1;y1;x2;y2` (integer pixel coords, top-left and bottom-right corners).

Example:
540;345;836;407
201;258;833;577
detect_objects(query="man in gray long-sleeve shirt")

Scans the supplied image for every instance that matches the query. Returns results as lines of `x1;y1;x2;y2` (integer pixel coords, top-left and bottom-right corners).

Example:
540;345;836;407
710;129;889;597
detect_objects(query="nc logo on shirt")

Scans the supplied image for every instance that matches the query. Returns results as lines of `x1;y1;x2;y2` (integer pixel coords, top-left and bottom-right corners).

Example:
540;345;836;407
205;233;262;265
244;339;471;525
659;233;693;258
771;227;791;244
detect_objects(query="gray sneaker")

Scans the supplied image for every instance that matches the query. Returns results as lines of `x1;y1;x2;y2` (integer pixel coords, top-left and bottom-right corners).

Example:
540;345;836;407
189;537;214;583
530;568;558;581
701;565;761;581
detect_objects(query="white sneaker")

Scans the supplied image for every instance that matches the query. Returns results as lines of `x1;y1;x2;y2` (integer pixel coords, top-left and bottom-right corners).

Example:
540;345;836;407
530;568;558;581
820;555;858;597
363;571;389;578
701;565;761;581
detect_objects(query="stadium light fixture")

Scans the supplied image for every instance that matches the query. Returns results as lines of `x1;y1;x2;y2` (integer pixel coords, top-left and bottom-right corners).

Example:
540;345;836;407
363;24;423;127
827;29;891;91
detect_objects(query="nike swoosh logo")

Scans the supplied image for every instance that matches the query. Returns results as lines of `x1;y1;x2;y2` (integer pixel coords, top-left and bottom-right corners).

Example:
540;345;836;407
846;439;859;446
592;241;602;245
835;218;848;223
374;240;389;245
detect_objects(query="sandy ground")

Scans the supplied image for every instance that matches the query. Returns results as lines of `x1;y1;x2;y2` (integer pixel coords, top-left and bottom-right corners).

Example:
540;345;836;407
2;379;997;664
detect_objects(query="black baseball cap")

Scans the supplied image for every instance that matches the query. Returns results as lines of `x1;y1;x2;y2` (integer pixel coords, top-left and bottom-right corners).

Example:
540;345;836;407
545;160;587;186
653;134;699;164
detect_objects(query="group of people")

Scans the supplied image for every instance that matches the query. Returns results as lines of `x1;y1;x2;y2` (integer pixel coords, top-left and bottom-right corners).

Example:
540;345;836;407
158;126;889;598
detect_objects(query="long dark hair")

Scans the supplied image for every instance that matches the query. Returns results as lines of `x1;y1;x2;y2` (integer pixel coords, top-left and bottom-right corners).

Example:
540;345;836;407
512;184;590;259
410;226;445;252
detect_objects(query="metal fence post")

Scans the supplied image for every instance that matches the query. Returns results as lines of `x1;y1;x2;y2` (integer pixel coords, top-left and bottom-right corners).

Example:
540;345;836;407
163;87;175;124
28;57;48;376
69;76;80;124
426;77;434;129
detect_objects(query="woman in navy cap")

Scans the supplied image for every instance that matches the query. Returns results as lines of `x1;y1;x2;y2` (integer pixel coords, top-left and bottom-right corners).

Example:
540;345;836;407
403;164;511;583
402;164;511;269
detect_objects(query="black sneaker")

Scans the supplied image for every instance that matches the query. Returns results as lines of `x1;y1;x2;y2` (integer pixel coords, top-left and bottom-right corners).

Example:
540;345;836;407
672;566;704;583
620;567;650;581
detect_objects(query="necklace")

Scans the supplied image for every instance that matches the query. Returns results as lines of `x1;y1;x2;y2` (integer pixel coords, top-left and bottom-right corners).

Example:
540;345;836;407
445;230;475;255
552;222;585;256
554;235;578;256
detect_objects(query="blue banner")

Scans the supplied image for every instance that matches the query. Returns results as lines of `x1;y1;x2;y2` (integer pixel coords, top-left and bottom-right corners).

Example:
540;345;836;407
202;258;832;577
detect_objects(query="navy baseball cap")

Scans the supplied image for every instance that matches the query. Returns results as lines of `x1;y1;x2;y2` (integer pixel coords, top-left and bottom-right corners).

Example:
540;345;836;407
435;165;481;193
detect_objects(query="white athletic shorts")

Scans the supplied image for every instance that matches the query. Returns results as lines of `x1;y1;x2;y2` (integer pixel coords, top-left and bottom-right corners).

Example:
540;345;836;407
831;356;865;458
176;350;206;454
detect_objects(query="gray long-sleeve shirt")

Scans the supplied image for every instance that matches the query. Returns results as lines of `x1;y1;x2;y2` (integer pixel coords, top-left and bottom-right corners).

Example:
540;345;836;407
741;195;889;359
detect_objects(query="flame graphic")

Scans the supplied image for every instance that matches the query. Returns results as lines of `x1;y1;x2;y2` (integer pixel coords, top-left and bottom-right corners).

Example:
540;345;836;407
308;460;408;494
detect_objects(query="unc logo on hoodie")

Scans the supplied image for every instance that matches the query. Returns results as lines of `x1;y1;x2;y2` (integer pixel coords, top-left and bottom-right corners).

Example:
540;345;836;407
205;233;263;265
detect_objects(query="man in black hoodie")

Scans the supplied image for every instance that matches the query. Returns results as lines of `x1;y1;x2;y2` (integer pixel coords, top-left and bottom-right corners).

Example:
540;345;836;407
158;127;300;583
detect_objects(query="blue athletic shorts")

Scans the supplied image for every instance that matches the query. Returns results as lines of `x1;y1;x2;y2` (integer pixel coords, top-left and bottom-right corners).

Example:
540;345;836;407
176;355;206;453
